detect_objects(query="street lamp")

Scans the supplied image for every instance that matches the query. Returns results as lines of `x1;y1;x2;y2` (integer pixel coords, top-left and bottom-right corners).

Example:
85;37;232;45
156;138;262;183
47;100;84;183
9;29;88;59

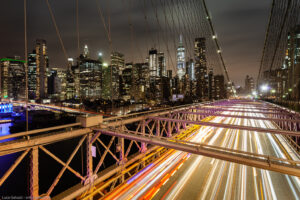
260;84;269;92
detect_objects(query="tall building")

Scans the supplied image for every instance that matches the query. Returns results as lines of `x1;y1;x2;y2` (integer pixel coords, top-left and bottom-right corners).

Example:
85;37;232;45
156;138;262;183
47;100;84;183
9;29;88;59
158;52;166;77
120;63;133;101
195;38;208;100
214;75;226;99
66;64;79;100
286;25;300;99
83;45;89;58
186;58;195;81
149;49;161;100
0;57;26;100
245;75;255;94
131;62;149;101
149;49;158;80
28;51;37;99
177;35;186;80
48;68;67;101
208;68;214;100
35;39;49;99
78;48;102;99
101;63;111;100
110;52;124;100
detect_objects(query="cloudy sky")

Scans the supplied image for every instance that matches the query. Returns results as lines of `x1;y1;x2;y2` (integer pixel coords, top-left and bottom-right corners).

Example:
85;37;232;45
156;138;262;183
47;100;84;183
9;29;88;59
0;0;271;86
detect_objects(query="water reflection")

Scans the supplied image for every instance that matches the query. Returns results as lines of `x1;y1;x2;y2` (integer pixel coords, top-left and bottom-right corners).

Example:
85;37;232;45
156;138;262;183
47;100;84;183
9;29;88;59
0;121;13;143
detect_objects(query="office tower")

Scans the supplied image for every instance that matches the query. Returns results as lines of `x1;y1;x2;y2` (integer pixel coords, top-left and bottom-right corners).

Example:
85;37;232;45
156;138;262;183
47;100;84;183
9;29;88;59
286;25;300;100
186;58;195;81
0;57;26;100
48;68;67;101
195;38;208;100
208;68;214;100
83;45;89;58
110;52;125;100
245;75;255;94
66;64;79;100
158;52;166;77
101;63;111;100
120;63;133;101
78;50;102;99
131;62;149;101
214;75;226;99
149;48;158;80
149;48;161;100
28;51;37;99
35;39;49;99
177;35;186;80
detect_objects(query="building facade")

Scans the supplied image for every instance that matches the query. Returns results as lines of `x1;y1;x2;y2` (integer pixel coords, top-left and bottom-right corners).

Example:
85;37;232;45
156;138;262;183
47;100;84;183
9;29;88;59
195;38;208;100
0;57;26;100
177;35;186;80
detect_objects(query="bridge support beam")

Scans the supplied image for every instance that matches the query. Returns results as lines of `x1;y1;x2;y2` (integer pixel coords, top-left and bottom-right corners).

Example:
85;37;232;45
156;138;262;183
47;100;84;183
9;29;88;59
141;120;147;153
85;133;94;186
30;147;39;198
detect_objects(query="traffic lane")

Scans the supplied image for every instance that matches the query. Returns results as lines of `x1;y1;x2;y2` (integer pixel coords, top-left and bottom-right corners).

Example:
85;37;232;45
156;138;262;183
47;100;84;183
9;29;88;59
154;113;300;199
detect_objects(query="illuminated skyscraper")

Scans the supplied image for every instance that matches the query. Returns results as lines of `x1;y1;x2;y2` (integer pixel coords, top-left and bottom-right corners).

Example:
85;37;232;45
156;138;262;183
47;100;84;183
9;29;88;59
186;58;195;81
35;39;49;99
195;37;208;100
0;57;26;100
110;52;124;99
214;75;226;99
177;35;185;80
28;51;37;99
149;48;158;81
78;54;102;99
158;52;166;77
83;45;89;58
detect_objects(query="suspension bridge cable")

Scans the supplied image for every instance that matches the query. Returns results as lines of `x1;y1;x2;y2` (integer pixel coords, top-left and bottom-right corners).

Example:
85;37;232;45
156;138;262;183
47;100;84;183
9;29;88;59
257;0;275;87
45;0;69;64
201;0;231;83
24;0;28;132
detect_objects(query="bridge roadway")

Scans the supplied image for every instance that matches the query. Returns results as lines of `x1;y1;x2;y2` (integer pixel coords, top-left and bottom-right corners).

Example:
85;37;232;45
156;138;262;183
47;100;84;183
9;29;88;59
103;104;300;199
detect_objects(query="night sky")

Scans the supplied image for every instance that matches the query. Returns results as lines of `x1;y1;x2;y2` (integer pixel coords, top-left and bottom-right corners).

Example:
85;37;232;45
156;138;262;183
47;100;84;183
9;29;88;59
0;0;270;86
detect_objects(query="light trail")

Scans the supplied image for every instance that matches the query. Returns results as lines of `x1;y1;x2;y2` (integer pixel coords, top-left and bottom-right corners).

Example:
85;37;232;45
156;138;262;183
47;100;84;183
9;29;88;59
103;103;300;200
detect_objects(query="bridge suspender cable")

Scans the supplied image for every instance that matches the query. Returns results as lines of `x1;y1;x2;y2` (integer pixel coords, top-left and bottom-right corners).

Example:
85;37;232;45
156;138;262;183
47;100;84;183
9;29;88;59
268;0;292;73
24;0;28;132
201;0;230;83
257;0;275;88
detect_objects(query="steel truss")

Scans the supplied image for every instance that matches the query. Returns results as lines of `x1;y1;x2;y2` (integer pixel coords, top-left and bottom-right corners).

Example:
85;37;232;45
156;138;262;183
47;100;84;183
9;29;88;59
0;99;300;199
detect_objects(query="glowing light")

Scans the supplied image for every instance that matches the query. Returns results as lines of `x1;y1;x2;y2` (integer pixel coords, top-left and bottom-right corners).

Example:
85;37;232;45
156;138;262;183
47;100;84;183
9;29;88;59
217;49;221;53
271;89;276;94
103;62;108;67
212;35;216;39
98;52;103;56
288;88;292;92
260;84;269;92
